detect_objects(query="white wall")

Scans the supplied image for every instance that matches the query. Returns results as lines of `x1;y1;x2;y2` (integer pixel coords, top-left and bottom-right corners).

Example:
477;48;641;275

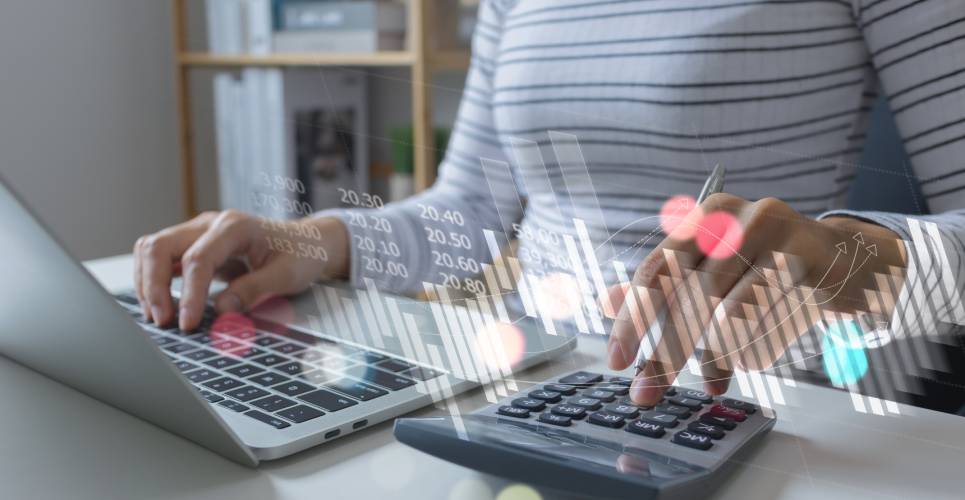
0;0;181;260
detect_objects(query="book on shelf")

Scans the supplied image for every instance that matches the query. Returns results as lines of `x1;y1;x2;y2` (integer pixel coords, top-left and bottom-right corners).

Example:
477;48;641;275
272;0;406;53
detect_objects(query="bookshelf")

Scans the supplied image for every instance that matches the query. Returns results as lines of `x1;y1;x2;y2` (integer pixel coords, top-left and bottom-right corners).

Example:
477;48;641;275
170;0;471;218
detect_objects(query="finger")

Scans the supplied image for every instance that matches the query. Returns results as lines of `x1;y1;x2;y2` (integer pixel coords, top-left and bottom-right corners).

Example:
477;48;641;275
140;229;198;326
133;236;149;319
215;256;305;314
700;347;733;396
600;282;630;319
721;266;791;372
178;211;253;330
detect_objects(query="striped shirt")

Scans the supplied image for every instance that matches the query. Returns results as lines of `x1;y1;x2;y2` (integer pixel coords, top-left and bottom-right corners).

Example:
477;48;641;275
328;0;965;331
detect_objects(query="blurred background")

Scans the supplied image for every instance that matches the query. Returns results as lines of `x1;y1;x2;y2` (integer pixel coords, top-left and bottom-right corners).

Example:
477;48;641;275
0;0;923;262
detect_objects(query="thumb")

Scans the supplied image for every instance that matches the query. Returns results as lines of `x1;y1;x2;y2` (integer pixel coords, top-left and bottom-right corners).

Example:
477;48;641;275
215;258;300;313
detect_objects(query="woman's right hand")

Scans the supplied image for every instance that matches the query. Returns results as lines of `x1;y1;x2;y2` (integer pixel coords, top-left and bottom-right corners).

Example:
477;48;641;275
133;210;350;331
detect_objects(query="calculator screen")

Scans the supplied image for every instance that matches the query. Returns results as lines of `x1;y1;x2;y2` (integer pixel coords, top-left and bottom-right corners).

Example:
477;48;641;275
472;418;705;484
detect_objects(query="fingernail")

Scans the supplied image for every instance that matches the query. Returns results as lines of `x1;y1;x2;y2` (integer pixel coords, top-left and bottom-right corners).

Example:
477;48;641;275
151;306;163;326
217;293;242;313
630;379;662;406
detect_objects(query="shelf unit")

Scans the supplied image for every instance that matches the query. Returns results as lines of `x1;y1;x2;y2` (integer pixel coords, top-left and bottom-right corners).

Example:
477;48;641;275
170;0;470;218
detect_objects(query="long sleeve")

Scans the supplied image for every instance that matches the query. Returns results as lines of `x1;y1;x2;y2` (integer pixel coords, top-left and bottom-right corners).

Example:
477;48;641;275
318;0;524;294
822;0;965;335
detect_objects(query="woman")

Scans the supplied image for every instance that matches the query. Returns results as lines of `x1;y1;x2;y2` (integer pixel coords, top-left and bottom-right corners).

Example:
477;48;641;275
135;0;965;407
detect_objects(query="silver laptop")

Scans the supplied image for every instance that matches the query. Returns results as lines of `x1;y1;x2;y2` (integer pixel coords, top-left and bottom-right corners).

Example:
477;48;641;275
0;175;577;466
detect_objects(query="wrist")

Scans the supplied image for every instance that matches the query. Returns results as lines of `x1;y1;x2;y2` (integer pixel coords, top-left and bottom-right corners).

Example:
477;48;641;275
820;216;907;267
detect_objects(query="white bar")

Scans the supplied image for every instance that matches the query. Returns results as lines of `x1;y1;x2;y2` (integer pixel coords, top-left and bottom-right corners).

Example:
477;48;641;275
424;283;466;379
484;229;513;290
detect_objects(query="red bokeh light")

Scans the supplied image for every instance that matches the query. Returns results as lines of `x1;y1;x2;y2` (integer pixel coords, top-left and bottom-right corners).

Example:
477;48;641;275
660;195;703;240
695;211;744;259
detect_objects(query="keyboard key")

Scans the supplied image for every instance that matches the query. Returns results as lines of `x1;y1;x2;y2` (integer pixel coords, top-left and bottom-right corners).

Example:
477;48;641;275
251;353;286;366
350;350;388;364
400;366;443;381
204;356;242;370
678;389;713;403
274;361;309;376
656;403;692;419
200;390;224;403
604;403;640;419
375;358;414;373
583;389;616;402
183;333;213;344
233;347;266;359
114;293;139;305
672;430;713;450
225;364;264;378
538;413;572;427
225;386;270;402
567;397;602;411
185;369;219;383
627;420;666;438
511;398;546;412
326;379;388;401
253;335;283;347
588;411;625;428
665;395;704;410
688;421;726;439
152;335;178;346
341;366;415;391
163;342;196;354
299;370;339;386
551;404;587;419
639;411;678;428
542;384;576;395
210;339;245;353
203;377;243;393
297;349;326;363
273;380;316;397
497;406;530;418
709;404;747;422
721;398;757;414
248;372;291;387
527;390;562;403
173;360;198;372
184;349;218;361
217;400;249;413
244;410;290;429
277;405;324;424
271;343;307;355
699;413;736;430
558;371;603;386
299;389;358;412
251;395;297;412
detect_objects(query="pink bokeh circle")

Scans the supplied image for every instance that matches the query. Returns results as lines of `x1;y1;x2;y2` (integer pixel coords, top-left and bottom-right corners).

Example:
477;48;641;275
660;195;703;240
695;211;745;259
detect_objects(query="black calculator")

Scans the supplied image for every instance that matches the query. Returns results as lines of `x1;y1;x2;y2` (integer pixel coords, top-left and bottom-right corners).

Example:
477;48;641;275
394;371;775;499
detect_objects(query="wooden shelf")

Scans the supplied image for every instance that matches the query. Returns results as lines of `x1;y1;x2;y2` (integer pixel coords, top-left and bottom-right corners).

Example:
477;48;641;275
178;51;417;68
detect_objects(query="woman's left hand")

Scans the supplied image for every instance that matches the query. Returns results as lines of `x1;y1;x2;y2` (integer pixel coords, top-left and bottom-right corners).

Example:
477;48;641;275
604;193;906;406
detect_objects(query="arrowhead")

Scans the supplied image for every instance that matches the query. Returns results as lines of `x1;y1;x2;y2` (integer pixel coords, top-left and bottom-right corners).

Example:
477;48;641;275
866;244;878;256
835;242;848;254
853;232;865;244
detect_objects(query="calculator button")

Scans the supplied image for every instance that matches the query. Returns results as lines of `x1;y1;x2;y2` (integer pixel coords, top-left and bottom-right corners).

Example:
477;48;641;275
664;387;678;397
512;398;547;412
665;396;704;410
497;406;530;418
543;384;577;395
618;397;652;410
604;403;640;419
626;420;666;438
528;390;562;403
551;404;587;419
588;411;625;428
567;397;602;410
678;389;713;403
558;371;603;386
639;411;678;428
673;430;713;450
688;421;726;439
699;413;736;430
608;376;632;386
538;413;572;427
721;398;757;414
583;389;616;402
599;385;629;396
655;403;692;419
709;404;747;422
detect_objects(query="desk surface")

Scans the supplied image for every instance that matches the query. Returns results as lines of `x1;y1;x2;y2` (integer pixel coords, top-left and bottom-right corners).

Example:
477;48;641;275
0;254;961;500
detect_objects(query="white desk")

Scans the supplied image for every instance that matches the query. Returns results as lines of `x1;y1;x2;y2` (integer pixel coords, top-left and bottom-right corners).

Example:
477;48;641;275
1;255;962;500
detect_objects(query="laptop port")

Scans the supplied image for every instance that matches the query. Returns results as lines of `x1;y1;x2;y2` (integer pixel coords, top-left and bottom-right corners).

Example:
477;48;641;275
324;429;340;439
353;420;368;430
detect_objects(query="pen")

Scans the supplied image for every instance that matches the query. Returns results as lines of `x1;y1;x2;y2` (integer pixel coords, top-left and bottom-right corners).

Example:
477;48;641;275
633;163;727;375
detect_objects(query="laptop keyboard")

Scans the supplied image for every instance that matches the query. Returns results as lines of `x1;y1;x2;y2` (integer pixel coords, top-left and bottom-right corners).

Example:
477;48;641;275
113;293;443;430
